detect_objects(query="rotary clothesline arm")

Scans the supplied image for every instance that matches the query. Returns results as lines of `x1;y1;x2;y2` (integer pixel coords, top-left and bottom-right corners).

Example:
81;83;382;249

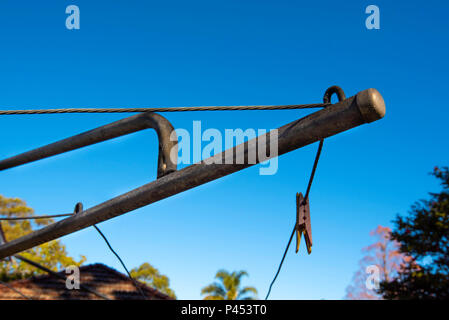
0;88;386;260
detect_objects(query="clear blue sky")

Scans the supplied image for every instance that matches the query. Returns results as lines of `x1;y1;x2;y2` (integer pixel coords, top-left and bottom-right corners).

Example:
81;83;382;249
0;0;448;299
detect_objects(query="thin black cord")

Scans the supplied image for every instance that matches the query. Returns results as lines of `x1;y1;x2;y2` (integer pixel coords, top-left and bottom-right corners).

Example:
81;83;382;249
304;139;324;202
265;225;296;300
265;140;324;300
93;225;147;299
0;280;33;300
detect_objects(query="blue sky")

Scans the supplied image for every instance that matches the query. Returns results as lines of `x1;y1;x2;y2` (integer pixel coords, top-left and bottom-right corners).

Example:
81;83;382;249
0;0;448;299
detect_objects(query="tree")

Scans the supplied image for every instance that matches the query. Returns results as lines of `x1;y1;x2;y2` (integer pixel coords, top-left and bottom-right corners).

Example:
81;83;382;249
0;195;86;281
201;269;258;300
345;226;411;300
130;262;176;299
379;167;449;299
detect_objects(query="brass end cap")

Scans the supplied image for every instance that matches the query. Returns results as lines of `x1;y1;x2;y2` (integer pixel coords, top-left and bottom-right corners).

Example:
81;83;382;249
355;88;386;123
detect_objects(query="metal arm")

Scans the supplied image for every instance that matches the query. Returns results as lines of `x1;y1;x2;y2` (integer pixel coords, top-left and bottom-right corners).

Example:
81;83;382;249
0;88;385;259
0;112;178;179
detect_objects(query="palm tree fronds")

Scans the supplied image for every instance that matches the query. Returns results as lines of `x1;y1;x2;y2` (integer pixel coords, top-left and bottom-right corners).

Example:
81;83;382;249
201;269;257;300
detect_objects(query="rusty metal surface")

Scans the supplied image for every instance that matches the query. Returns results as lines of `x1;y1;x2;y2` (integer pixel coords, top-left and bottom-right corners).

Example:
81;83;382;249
0;112;178;179
0;88;386;259
323;86;346;104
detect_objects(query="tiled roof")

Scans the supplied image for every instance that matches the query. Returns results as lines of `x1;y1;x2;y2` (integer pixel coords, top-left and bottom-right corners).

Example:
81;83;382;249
0;263;173;300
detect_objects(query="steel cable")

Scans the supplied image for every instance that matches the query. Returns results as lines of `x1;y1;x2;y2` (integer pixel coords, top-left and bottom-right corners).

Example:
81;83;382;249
0;103;329;115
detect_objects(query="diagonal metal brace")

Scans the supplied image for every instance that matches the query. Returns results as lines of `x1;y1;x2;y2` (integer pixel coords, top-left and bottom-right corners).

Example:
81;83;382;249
296;192;312;254
0;112;178;179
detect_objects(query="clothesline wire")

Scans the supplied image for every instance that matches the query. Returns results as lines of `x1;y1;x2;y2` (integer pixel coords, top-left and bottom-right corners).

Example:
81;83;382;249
0;103;329;115
0;214;73;221
93;225;148;300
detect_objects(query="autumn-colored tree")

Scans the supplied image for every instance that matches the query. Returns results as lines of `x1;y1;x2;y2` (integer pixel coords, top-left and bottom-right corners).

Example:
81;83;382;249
345;225;411;300
201;269;258;300
379;167;449;299
130;262;176;298
0;195;86;281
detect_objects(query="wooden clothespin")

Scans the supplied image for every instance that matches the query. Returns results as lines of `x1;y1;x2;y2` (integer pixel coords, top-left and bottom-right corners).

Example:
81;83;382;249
296;192;312;254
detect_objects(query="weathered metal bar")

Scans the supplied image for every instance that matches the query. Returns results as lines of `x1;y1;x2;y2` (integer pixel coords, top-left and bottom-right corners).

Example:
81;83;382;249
0;88;386;259
0;112;178;178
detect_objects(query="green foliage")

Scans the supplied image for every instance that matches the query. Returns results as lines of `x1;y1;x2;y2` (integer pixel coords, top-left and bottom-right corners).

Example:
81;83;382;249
0;195;86;282
201;269;258;300
130;262;176;298
379;167;449;299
